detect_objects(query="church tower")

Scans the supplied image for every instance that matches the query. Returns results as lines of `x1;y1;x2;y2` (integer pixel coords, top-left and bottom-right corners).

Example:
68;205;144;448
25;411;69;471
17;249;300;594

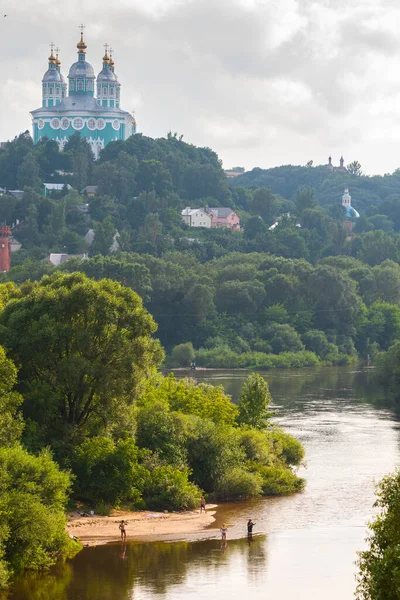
97;45;118;108
55;48;68;99
342;188;351;208
68;28;95;96
42;44;63;107
0;226;11;272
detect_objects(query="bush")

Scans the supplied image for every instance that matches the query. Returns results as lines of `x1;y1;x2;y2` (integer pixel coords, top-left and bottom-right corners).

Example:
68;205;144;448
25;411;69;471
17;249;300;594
169;342;195;367
268;428;305;466
72;437;147;506
138;375;238;425
213;466;263;501
356;470;400;599
0;445;74;584
195;347;320;369
143;465;201;510
255;465;305;496
239;428;274;465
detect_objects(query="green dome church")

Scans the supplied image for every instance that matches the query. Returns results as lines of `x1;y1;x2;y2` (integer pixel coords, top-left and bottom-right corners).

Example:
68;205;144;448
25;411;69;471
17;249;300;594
31;29;136;158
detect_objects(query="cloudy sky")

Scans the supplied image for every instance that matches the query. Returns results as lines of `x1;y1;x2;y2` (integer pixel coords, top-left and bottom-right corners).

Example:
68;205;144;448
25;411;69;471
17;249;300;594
1;0;400;174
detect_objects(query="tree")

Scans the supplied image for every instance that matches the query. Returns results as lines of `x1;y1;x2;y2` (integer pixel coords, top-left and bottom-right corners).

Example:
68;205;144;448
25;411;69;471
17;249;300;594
356;470;400;599
91;216;116;256
0;346;24;447
0;273;164;454
237;373;274;429
265;323;304;353
347;160;363;176
295;186;317;215
170;342;195;367
16;152;41;190
0;445;74;588
249;188;277;222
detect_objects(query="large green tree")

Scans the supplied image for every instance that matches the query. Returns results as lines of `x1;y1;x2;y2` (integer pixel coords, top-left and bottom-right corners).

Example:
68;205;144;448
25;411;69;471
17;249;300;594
0;273;163;453
237;373;274;429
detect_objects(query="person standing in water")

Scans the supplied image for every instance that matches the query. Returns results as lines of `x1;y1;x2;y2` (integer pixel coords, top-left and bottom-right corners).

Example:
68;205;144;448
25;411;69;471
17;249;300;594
247;519;256;535
119;520;127;541
220;523;228;540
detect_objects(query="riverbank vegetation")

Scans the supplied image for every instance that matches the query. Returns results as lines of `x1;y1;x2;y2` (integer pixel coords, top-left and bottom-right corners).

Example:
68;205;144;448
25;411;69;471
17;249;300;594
356;470;400;600
0;274;304;588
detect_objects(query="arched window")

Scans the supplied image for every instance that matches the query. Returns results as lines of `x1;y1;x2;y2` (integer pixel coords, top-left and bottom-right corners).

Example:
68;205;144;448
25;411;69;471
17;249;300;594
110;87;114;96
70;80;75;91
55;86;60;95
49;87;53;95
103;87;107;96
78;81;84;91
87;80;92;91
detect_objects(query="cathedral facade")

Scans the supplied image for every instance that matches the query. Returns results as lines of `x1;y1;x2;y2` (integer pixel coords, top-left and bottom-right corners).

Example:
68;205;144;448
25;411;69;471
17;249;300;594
31;30;136;158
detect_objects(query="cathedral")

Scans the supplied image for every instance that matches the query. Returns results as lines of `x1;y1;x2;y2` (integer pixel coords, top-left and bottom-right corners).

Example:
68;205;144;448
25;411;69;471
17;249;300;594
31;28;136;158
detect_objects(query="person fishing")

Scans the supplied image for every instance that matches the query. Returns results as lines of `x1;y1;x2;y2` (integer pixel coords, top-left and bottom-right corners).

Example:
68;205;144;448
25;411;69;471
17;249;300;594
247;519;256;535
119;520;127;541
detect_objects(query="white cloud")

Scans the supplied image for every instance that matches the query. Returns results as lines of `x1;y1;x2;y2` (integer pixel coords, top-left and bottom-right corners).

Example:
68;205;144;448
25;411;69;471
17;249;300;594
0;0;400;174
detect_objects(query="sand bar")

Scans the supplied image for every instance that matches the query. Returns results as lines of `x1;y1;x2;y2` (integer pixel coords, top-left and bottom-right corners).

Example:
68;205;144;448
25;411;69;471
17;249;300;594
67;505;218;546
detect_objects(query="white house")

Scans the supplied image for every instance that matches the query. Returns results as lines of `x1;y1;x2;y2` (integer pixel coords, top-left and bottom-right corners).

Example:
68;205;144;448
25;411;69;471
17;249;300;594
181;208;212;228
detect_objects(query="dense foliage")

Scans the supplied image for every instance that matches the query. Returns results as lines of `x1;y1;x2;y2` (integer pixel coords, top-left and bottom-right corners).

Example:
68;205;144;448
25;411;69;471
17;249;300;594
0;344;78;588
0;275;305;589
356;470;400;599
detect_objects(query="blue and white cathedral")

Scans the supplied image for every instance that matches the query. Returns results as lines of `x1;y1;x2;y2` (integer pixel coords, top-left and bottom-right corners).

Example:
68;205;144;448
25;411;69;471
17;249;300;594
31;29;136;158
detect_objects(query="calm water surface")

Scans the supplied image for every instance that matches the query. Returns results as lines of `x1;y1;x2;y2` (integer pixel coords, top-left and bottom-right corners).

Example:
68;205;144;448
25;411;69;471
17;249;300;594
9;367;400;600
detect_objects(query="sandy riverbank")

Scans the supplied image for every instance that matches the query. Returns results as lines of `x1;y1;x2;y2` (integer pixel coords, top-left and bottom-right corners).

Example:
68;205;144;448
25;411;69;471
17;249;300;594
67;505;218;547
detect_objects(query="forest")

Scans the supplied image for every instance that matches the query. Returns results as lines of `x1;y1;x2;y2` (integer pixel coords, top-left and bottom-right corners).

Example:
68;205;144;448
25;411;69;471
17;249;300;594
3;132;400;367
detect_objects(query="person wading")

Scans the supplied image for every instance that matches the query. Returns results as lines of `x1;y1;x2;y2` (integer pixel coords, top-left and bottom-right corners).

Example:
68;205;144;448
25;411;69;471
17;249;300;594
119;520;127;541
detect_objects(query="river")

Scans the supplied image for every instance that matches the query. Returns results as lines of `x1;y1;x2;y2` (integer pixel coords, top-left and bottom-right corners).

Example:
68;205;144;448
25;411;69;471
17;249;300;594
8;366;400;600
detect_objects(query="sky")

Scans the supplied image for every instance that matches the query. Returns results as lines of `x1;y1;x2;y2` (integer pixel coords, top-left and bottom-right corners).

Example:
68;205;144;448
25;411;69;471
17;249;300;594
1;0;400;175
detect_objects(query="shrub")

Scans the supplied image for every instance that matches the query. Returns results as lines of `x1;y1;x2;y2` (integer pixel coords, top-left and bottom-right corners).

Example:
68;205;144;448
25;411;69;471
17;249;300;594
0;445;73;584
143;465;201;510
239;428;274;465
72;437;147;506
268;428;305;466
256;465;305;496
213;467;263;501
169;342;195;367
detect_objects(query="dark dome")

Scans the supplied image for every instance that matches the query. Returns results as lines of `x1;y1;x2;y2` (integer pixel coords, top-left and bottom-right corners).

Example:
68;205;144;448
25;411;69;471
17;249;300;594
43;68;62;83
97;67;117;82
68;60;95;79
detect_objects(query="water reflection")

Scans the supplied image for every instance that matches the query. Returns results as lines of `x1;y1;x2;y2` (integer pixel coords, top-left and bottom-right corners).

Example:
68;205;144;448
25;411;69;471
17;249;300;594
9;536;268;600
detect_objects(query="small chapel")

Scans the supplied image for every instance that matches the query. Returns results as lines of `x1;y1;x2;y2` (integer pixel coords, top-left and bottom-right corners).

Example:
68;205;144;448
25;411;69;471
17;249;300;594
31;27;136;158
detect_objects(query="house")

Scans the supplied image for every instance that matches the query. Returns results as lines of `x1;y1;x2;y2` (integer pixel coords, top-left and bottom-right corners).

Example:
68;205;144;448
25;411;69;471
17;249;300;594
224;167;245;179
207;207;240;231
81;185;98;197
47;253;87;266
181;208;212;228
84;229;120;252
8;190;24;200
42;183;72;196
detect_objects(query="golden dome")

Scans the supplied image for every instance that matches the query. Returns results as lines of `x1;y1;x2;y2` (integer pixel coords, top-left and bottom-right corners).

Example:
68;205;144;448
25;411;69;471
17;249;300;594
109;47;115;68
48;49;56;64
77;31;87;53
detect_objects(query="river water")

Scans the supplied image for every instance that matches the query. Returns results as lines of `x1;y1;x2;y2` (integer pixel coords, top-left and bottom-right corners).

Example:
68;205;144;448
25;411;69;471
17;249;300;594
8;366;400;600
